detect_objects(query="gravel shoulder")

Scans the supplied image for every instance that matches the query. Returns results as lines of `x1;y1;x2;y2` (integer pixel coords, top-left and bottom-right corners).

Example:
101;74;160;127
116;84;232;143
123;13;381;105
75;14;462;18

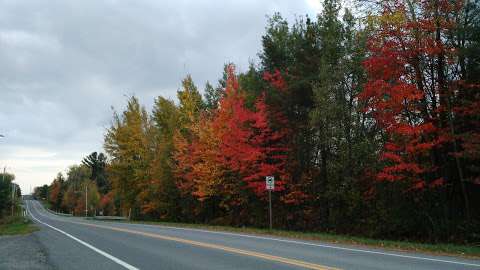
0;232;54;270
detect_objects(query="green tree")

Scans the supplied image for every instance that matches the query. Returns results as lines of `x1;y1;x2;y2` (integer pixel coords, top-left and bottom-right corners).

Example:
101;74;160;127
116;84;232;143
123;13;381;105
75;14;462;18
0;172;15;218
82;152;109;194
34;184;48;200
260;13;321;188
309;1;377;231
204;82;221;110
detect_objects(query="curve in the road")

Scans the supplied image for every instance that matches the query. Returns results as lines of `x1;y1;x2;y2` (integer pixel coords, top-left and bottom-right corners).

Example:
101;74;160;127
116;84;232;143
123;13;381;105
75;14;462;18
26;202;140;270
25;199;480;270
27;200;339;270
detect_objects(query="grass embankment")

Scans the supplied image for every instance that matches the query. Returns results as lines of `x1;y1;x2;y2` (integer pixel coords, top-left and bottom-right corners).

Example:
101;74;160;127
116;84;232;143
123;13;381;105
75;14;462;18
124;220;480;258
0;216;37;236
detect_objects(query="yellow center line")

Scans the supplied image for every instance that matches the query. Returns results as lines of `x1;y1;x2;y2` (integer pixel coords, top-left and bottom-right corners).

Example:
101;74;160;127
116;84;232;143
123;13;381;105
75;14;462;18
71;220;341;270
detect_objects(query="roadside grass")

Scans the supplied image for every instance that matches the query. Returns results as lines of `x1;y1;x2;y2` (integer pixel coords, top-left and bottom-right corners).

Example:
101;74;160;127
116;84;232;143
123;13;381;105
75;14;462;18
0;216;37;236
121;220;480;258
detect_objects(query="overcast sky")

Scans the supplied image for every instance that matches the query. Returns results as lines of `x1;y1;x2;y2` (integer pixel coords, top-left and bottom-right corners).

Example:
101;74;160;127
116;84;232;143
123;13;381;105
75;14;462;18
0;0;320;193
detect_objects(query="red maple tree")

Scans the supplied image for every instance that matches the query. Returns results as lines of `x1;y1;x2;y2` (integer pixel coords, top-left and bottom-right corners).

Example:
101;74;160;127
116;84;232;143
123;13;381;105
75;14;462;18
359;0;475;190
214;65;290;196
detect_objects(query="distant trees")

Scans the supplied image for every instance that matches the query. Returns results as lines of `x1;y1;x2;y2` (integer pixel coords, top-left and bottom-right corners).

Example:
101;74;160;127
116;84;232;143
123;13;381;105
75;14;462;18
74;181;100;216
48;173;65;211
61;165;91;215
38;0;480;243
37;155;113;216
34;185;48;200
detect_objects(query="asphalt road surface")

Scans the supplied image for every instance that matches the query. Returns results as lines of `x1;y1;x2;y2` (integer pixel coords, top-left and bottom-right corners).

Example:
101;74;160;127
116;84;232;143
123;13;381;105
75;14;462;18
25;200;480;270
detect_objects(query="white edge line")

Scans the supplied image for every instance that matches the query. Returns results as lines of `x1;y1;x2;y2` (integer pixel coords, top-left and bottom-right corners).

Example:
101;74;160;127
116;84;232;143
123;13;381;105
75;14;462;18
26;201;139;270
130;223;480;268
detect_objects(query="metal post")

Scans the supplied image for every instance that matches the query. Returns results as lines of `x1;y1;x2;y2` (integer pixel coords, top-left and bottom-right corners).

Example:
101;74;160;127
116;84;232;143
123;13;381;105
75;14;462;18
268;189;272;230
85;184;88;217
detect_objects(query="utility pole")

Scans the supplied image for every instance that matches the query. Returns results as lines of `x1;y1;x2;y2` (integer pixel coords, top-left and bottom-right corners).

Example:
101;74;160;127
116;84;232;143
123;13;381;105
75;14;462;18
85;184;88;217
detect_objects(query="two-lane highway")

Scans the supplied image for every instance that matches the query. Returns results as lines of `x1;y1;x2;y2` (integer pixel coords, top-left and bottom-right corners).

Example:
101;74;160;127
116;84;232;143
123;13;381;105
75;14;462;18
25;200;480;270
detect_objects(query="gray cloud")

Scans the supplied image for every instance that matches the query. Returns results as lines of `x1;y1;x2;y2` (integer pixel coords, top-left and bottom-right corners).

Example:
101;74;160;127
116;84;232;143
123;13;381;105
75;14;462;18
0;0;316;193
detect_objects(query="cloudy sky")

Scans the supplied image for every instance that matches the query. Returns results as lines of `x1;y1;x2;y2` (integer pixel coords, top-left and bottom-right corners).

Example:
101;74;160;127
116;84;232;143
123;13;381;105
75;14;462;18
0;0;320;193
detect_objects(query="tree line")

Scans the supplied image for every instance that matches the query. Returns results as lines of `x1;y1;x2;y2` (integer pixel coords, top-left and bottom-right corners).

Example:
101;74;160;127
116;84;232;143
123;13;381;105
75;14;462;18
36;0;480;243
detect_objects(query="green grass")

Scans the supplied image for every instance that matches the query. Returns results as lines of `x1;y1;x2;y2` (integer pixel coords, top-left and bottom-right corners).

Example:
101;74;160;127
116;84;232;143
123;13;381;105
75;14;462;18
0;216;38;236
122;220;480;258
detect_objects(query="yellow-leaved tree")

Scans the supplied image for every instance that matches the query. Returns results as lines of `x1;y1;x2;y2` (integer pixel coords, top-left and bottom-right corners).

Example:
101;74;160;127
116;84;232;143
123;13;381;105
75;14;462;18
104;96;153;218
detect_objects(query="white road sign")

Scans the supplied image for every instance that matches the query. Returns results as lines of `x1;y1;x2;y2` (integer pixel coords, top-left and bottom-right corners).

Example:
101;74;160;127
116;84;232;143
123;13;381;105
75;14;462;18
265;176;275;190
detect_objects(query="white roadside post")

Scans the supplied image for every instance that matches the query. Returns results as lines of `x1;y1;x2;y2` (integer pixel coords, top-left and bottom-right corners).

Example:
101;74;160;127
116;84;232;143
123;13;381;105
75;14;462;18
265;176;275;230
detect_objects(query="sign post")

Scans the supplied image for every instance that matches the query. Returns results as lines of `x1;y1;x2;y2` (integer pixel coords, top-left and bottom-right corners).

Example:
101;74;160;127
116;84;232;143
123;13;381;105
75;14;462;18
265;176;274;230
85;184;88;217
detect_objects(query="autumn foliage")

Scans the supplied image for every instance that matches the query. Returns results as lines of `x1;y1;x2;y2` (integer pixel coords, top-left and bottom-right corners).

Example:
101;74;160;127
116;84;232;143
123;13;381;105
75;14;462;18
173;65;290;222
360;0;480;199
38;0;480;243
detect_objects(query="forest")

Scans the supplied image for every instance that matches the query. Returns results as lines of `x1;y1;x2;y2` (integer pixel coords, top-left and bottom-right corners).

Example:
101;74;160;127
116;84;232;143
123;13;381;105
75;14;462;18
35;0;480;244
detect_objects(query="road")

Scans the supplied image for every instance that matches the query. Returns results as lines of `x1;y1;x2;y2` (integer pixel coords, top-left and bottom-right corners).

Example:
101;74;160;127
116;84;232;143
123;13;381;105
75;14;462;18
25;200;480;270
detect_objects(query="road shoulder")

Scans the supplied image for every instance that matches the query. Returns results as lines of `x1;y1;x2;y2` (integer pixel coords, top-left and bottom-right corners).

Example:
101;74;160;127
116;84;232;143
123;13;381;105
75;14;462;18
0;232;54;270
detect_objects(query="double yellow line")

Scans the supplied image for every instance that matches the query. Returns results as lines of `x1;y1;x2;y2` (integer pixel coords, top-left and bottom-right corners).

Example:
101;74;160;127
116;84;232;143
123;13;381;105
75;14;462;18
74;221;340;270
